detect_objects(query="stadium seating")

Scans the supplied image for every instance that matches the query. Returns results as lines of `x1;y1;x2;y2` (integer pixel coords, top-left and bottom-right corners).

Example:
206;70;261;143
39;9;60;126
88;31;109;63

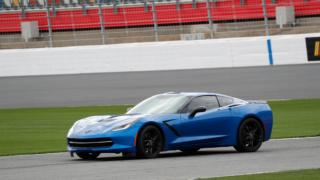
3;0;11;8
0;0;319;33
28;0;37;7
38;0;45;7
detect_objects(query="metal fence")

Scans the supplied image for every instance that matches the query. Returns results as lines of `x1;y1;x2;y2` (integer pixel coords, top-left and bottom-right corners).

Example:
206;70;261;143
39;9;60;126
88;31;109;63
0;0;320;49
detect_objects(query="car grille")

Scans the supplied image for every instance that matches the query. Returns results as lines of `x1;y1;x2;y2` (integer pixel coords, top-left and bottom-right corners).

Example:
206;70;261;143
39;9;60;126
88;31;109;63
67;138;113;147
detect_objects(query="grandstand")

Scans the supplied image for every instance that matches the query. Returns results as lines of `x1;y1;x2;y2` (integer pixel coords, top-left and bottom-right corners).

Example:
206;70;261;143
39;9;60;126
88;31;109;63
0;0;319;48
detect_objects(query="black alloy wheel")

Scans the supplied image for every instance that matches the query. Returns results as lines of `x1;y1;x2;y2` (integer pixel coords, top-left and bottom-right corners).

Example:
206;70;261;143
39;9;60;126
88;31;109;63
76;152;100;160
234;118;264;152
137;125;164;158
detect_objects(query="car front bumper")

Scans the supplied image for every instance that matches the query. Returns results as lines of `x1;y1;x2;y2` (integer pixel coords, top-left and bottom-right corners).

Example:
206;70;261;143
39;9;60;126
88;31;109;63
67;124;140;155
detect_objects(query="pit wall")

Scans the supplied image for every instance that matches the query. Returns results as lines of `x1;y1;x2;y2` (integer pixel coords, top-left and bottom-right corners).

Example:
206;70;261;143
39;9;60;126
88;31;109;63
0;32;319;77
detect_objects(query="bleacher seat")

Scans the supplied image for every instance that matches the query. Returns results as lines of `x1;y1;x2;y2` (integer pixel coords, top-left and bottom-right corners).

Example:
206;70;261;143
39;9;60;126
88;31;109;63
37;0;45;7
22;0;29;7
87;0;94;5
129;0;137;4
62;0;71;6
55;0;59;6
29;0;38;7
3;0;11;8
12;0;20;8
70;0;78;6
103;0;112;5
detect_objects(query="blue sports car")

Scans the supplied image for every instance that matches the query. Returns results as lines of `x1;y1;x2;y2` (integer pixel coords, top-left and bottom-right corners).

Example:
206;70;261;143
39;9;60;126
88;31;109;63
67;92;273;159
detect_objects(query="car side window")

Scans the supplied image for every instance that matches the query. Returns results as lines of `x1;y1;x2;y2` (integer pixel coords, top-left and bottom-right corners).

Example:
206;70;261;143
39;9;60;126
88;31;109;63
217;96;234;107
185;96;219;113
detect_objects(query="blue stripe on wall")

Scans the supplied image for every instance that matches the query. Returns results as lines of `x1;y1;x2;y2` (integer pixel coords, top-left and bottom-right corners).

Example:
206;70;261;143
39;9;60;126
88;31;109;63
267;39;274;65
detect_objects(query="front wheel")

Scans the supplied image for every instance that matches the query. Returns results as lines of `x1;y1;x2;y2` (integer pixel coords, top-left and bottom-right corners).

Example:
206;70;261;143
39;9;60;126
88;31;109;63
76;152;100;160
234;118;264;152
136;125;164;158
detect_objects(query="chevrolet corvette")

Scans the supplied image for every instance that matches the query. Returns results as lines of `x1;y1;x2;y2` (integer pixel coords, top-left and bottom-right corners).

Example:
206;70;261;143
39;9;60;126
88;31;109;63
67;92;273;159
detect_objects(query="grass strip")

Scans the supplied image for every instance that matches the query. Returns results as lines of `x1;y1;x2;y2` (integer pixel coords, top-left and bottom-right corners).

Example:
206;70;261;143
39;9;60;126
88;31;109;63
0;105;130;156
269;99;320;138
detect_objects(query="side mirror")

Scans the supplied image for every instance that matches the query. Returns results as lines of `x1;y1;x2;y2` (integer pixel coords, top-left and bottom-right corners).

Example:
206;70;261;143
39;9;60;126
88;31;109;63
189;106;206;118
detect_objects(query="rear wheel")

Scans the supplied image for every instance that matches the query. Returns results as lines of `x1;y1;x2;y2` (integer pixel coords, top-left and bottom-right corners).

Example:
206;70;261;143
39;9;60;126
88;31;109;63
136;125;164;158
76;152;100;160
234;118;264;152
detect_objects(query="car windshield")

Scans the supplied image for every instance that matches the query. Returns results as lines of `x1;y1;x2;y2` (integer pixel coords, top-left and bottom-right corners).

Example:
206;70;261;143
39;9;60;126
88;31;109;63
126;94;190;114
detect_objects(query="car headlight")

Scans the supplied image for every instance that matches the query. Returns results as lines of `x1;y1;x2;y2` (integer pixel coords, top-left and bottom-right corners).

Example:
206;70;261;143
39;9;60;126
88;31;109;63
111;117;141;131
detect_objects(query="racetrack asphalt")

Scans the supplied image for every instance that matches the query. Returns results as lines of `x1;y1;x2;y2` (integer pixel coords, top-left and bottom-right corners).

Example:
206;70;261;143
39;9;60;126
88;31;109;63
0;64;320;108
0;137;319;180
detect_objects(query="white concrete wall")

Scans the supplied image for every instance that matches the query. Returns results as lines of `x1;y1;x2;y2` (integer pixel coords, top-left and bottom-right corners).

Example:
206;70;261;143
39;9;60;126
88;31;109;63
0;32;319;77
271;33;316;65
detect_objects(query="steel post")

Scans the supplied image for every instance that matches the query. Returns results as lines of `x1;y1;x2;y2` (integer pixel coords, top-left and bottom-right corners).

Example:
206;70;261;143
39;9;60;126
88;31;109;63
206;0;214;38
45;0;53;47
151;0;159;41
98;0;106;44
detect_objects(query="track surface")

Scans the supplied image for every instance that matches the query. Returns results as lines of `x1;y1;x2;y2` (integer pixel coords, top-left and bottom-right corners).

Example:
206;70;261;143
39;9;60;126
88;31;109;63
0;137;320;180
1;64;320;108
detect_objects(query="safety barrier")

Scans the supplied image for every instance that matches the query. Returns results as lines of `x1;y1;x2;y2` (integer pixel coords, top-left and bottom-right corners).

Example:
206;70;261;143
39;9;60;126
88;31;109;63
0;32;319;77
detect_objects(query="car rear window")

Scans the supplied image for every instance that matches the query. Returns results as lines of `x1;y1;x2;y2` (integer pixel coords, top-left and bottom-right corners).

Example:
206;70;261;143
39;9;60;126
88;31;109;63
217;96;234;107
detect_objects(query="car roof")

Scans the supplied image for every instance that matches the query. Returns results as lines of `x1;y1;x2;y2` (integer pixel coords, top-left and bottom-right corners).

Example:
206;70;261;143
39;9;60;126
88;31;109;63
161;92;229;97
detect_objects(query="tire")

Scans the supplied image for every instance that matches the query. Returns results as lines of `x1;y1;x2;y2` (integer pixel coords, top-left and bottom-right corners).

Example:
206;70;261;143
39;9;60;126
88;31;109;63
234;118;264;152
136;125;164;158
76;152;100;160
180;148;200;154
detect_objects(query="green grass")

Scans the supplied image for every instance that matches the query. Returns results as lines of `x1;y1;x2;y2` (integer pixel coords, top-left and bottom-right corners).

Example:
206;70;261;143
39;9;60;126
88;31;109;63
269;99;320;138
0;99;319;156
0;105;130;156
200;168;320;180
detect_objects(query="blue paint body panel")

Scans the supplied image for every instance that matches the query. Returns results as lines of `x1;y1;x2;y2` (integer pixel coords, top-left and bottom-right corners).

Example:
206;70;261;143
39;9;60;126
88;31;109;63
67;92;273;154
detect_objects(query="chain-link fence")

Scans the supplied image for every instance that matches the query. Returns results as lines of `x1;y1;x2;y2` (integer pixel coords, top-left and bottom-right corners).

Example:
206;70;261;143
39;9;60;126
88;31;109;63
0;0;319;49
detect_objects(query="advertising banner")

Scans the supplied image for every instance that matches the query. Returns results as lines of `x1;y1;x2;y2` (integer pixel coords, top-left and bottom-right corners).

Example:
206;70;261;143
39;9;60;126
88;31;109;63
306;37;320;61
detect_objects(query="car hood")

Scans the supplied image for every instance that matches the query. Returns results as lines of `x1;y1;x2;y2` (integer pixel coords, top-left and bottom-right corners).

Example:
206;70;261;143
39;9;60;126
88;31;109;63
68;114;147;137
